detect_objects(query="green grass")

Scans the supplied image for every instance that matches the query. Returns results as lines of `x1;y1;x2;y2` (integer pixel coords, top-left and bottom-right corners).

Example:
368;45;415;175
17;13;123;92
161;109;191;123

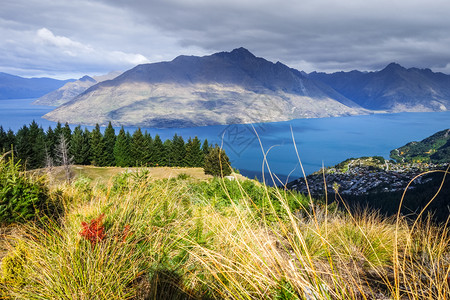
1;164;449;299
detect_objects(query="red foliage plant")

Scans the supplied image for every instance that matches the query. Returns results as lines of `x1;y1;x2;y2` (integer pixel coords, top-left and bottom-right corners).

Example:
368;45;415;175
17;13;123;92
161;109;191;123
121;224;131;242
79;213;106;247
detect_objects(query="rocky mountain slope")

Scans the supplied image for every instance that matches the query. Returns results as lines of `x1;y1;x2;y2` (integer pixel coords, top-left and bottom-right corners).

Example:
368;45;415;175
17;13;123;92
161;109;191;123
33;71;122;106
308;63;450;111
0;72;73;100
44;48;366;127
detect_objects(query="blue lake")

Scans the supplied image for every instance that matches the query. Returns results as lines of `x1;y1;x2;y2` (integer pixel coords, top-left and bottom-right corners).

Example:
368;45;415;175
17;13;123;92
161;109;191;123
1;98;450;184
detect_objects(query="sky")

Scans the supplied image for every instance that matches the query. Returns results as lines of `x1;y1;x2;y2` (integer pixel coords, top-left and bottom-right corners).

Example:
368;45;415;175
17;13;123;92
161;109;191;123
1;0;450;79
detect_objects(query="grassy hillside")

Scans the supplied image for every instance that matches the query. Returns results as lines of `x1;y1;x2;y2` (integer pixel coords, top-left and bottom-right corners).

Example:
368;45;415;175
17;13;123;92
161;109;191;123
37;165;223;186
390;128;450;163
1;159;449;299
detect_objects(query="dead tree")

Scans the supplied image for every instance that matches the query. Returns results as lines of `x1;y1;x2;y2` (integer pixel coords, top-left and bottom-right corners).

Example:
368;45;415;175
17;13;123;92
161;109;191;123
55;133;73;182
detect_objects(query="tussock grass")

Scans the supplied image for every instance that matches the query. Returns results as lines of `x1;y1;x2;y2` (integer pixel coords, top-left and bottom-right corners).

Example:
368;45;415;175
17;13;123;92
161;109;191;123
0;162;449;299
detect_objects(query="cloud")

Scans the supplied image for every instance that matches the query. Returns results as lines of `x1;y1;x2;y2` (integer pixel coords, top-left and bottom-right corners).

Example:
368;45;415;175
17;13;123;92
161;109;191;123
34;28;149;65
0;25;150;78
1;0;450;77
100;0;450;73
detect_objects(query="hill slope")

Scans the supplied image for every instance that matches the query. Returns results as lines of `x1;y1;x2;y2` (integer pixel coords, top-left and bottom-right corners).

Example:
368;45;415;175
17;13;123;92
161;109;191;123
390;128;450;163
44;48;366;127
309;63;450;111
33;71;122;106
0;72;74;100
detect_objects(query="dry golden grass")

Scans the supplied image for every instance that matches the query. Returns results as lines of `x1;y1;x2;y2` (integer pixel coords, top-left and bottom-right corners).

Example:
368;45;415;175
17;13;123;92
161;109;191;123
2;163;449;299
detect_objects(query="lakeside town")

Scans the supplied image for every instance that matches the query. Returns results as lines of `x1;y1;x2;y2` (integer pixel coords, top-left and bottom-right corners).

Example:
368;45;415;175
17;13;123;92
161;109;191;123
286;157;449;196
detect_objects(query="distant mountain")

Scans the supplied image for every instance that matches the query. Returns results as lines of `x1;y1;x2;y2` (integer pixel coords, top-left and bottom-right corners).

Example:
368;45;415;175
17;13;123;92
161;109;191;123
44;47;366;128
0;72;74;100
308;63;450;111
390;128;450;163
33;71;122;106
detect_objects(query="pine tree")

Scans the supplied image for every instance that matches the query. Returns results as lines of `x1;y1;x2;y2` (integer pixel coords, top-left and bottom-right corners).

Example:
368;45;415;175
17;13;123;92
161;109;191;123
185;136;204;167
203;145;232;177
45;126;56;161
171;134;186;167
103;122;116;166
90;124;105;166
114;127;131;167
15;125;31;167
70;126;90;165
5;129;15;153
52;122;63;161
202;139;211;156
130;128;147;166
152;134;165;166
0;126;7;153
82;128;91;164
62;122;72;143
143;130;153;165
27;121;46;169
163;139;173;166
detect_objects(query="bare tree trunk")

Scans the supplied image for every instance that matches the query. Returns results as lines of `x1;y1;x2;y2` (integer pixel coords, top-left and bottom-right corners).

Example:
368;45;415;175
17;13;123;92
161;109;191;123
56;133;73;183
44;146;54;181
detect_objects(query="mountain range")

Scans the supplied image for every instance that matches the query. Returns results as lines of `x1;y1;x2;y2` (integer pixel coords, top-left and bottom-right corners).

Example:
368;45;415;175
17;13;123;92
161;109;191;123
43;48;367;127
2;47;450;128
308;63;450;111
0;73;74;100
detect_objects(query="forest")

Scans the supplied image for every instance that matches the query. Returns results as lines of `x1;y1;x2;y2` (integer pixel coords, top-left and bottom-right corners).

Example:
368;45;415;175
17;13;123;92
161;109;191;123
0;121;217;170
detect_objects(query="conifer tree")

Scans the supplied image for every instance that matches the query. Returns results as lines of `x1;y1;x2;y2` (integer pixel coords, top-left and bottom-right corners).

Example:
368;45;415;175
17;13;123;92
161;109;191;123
202;139;211;156
114;127;131;167
185;136;204;167
143;130;153;165
51;122;63;161
171;134;186;167
90;124;105;166
103;122;116;166
5;129;16;153
203;145;232;177
163;139;173;166
152;134;165;166
70;125;90;165
0;126;6;152
62;122;72;143
27;121;46;169
15;125;31;167
130;128;147;166
53;122;63;138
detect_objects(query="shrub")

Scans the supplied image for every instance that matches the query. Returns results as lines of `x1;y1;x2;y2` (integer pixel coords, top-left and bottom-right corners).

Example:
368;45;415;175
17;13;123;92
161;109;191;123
79;213;106;247
176;173;191;180
0;153;51;225
1;241;28;288
203;146;232;177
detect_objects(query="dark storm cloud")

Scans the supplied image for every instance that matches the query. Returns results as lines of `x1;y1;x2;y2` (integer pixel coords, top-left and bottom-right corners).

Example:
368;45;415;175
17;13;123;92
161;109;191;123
101;0;450;73
1;0;450;78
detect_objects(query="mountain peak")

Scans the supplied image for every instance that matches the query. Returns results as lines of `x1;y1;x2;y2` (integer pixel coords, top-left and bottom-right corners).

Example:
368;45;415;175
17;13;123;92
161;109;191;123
79;75;96;83
231;47;253;54
383;62;405;72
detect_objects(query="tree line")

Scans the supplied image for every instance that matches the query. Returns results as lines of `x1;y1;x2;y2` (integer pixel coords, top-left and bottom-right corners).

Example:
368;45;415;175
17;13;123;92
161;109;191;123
0;121;230;174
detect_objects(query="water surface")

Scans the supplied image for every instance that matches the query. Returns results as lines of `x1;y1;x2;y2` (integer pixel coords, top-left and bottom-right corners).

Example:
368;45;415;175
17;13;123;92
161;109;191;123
1;99;449;183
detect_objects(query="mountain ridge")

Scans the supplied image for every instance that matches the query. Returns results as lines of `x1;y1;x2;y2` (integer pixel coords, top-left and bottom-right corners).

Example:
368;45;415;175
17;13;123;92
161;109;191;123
308;64;450;111
33;71;122;106
0;73;74;100
44;48;366;128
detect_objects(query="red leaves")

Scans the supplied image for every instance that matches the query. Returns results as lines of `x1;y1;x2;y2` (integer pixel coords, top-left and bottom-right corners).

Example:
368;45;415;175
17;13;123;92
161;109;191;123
79;213;106;247
121;224;131;242
79;213;132;247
